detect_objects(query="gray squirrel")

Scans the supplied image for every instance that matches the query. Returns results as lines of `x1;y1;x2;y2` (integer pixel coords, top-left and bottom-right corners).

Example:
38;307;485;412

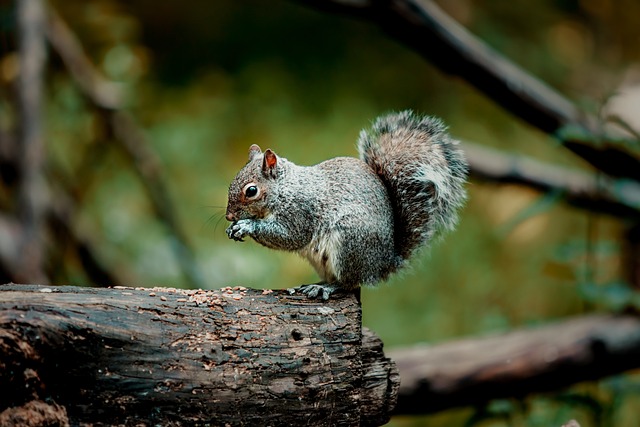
225;110;468;300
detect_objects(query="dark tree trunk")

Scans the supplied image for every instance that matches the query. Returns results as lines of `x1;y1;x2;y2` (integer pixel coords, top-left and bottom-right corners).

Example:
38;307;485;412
0;284;398;426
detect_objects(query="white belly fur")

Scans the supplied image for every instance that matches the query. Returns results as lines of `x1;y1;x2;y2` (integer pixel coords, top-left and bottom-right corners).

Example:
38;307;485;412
298;231;342;283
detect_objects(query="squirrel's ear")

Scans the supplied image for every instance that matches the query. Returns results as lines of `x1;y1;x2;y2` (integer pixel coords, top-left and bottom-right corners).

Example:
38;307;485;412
262;149;278;178
248;144;262;161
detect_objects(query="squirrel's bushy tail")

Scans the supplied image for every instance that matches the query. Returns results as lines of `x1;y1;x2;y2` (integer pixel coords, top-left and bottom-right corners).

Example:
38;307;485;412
358;110;468;261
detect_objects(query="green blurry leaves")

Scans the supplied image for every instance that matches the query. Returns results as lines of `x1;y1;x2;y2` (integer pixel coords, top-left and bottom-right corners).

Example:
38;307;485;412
102;43;146;81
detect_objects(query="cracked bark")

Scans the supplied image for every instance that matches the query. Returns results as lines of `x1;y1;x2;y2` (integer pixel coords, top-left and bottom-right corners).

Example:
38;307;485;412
0;284;397;427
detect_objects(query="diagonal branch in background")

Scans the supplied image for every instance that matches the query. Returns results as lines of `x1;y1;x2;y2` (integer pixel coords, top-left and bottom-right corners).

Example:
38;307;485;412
110;112;206;289
46;184;121;286
297;0;640;181
15;0;48;284
45;7;206;289
464;142;640;220
390;313;640;415
0;194;120;286
44;6;123;110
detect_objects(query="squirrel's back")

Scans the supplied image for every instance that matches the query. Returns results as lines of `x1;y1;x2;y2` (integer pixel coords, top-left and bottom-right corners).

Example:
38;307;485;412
357;110;468;261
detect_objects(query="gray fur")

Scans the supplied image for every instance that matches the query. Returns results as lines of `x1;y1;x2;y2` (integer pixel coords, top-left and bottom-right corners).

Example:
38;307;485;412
225;111;468;299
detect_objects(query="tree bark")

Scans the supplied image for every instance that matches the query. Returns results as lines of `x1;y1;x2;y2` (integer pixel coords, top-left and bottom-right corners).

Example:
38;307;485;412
0;284;397;427
390;313;640;415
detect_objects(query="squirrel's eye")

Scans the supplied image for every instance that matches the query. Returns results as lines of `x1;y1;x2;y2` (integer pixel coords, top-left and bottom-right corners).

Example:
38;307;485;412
244;185;259;198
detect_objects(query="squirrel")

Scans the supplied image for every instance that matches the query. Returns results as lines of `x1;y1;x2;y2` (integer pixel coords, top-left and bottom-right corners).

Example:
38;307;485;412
225;110;468;300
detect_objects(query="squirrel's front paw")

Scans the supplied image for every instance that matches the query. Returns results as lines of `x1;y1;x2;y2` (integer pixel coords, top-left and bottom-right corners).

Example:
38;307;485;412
226;219;254;242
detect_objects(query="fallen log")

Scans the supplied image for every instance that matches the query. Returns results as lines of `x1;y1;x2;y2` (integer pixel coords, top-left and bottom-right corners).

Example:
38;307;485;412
391;313;640;414
0;284;398;426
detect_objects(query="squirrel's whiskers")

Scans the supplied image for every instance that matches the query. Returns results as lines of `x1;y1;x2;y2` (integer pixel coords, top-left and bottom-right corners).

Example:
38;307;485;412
202;207;227;234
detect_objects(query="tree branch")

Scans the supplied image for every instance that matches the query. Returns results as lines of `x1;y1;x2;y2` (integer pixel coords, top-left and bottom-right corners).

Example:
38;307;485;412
0;197;119;286
297;0;640;180
0;215;20;282
109;112;206;288
44;7;123;110
15;0;48;283
390;314;640;415
464;142;640;220
46;186;120;286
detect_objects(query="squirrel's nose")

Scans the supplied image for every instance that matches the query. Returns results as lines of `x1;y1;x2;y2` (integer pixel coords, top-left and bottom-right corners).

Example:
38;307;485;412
226;212;236;222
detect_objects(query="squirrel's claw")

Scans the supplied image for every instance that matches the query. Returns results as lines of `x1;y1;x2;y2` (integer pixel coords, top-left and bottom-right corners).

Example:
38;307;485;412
226;220;253;242
225;224;243;241
295;283;337;301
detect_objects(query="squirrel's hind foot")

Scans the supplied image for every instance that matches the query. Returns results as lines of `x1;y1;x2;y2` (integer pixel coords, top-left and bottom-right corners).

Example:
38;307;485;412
290;283;339;300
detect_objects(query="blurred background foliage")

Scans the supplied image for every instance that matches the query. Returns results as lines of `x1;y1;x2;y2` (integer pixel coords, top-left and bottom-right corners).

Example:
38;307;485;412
2;0;640;425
